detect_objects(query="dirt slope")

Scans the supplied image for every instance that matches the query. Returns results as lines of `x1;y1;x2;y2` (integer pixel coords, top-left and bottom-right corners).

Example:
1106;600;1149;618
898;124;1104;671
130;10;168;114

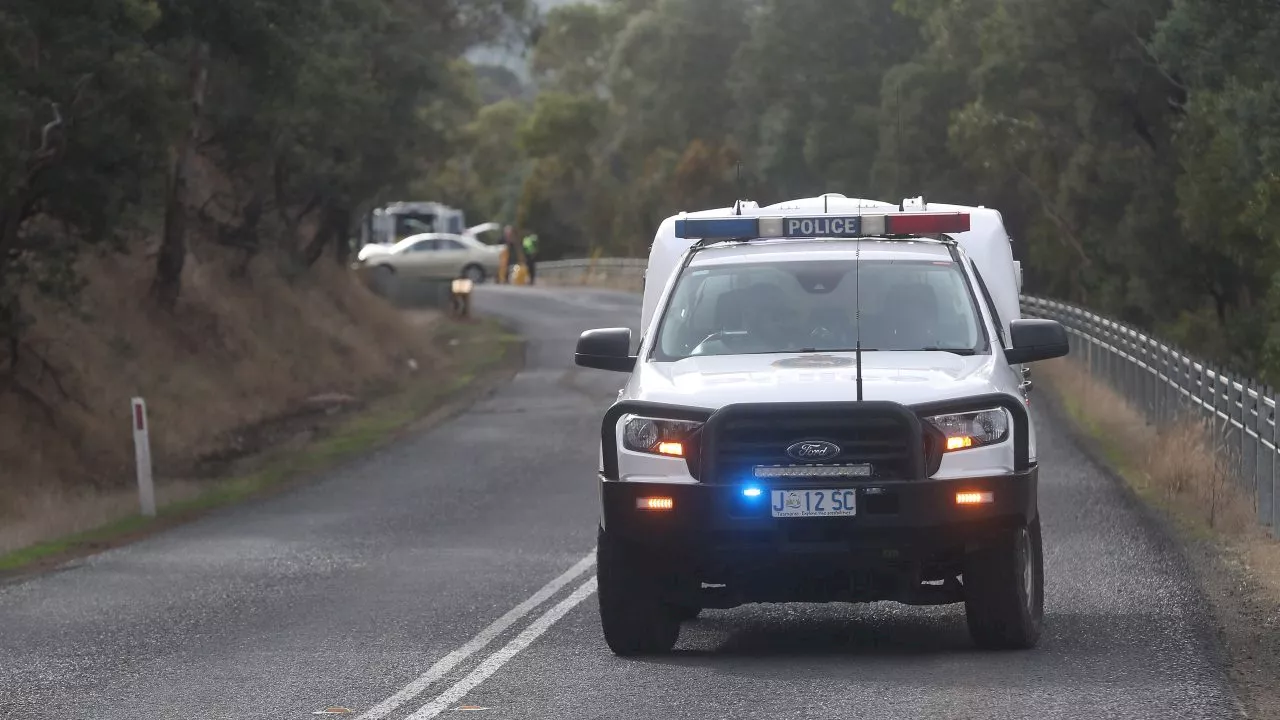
0;239;436;553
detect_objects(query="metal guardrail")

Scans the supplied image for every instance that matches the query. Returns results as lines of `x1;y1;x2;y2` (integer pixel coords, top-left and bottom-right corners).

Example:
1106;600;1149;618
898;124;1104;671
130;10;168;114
541;257;1277;534
1022;296;1277;535
538;258;647;270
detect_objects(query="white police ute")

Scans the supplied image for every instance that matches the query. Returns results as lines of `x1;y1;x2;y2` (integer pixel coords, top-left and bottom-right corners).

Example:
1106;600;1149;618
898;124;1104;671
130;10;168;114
575;194;1068;655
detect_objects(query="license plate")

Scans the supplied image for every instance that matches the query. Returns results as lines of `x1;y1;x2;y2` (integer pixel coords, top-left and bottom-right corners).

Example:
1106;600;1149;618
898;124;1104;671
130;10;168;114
770;489;857;518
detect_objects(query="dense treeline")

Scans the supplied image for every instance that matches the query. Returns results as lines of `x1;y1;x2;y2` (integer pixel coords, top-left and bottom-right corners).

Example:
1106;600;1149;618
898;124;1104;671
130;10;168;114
436;0;1279;382
0;0;531;363
7;0;1280;384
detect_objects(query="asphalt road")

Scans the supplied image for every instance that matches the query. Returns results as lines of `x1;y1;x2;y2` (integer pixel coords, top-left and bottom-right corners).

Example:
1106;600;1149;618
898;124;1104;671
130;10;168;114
0;285;1241;719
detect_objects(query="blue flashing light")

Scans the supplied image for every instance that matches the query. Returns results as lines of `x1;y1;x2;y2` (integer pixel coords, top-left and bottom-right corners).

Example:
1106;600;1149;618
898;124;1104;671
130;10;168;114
742;486;763;498
674;217;760;239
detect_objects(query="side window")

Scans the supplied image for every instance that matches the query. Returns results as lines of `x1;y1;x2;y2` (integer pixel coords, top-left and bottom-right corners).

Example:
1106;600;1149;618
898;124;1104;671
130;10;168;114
658;271;740;355
924;267;980;347
971;264;1007;347
412;239;439;252
688;274;734;332
439;239;465;251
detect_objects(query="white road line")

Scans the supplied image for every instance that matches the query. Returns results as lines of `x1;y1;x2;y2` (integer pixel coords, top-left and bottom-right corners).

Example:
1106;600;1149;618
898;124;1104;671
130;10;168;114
354;552;596;720
404;575;599;720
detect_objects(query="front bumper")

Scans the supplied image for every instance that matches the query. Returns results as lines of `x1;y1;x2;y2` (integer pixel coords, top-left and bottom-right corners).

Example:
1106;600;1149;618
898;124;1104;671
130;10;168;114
599;467;1037;606
596;394;1038;606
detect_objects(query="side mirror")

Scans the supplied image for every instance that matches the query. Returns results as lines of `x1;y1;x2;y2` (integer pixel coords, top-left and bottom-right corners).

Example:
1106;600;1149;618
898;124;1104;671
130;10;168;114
575;327;635;372
1004;319;1069;364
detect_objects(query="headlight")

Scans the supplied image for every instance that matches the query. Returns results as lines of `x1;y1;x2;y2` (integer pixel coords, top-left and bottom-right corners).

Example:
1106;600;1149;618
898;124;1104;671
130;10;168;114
924;408;1009;451
621;415;702;457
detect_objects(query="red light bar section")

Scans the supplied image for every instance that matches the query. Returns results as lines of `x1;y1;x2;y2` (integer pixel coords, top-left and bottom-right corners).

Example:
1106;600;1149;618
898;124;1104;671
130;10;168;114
885;213;970;235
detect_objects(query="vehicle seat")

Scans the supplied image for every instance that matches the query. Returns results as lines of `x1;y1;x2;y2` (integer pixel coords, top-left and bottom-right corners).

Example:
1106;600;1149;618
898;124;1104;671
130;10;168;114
808;307;854;346
715;288;752;332
883;282;941;349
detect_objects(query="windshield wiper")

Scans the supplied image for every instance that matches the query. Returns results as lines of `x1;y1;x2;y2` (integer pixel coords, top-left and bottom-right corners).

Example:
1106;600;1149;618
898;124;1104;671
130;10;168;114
919;347;977;356
790;347;879;353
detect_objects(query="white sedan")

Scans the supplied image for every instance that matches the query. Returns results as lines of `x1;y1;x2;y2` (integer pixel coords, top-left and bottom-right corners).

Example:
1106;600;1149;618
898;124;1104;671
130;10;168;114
357;231;503;283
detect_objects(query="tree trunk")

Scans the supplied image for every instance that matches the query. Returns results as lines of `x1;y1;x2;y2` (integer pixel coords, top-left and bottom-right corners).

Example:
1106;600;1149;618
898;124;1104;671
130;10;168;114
301;202;348;268
151;42;210;310
333;206;353;265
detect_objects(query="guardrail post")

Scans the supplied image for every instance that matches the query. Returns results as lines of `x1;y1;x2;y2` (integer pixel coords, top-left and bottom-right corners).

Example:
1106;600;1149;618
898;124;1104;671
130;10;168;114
1087;329;1096;376
1125;331;1137;411
1200;365;1212;429
1245;386;1258;504
131;397;156;518
1107;325;1117;392
1127;332;1138;409
1237;380;1248;491
1114;327;1125;396
1224;373;1240;485
1152;340;1162;422
1155;345;1164;425
1145;341;1155;424
1212;370;1227;460
1257;389;1269;523
1271;392;1279;535
1263;392;1276;531
1141;338;1152;420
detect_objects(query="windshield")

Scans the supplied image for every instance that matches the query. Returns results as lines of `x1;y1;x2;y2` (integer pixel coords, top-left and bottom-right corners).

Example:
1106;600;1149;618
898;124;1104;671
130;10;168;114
653;258;988;360
394;213;439;238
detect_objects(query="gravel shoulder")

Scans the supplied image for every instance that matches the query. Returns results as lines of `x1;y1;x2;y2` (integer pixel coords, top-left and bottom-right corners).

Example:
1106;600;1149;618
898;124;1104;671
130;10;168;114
1036;377;1280;720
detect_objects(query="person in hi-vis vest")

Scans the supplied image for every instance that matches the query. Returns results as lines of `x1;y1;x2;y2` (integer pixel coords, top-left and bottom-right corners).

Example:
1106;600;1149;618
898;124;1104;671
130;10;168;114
522;232;539;285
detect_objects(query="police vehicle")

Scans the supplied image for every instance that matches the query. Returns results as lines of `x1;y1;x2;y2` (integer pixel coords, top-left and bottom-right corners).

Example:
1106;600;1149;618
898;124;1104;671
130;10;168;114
574;194;1068;655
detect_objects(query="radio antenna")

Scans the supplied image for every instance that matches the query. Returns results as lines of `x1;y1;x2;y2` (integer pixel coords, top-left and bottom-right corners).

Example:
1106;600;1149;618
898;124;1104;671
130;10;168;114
735;161;744;215
895;81;903;197
855;241;864;401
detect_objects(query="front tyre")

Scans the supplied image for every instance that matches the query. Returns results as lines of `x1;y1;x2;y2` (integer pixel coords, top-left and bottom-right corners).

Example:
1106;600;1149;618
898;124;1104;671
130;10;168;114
597;526;680;656
963;517;1044;650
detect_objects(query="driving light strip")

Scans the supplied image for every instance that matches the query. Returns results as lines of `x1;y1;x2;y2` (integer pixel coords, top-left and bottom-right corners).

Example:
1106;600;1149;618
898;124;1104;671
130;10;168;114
753;464;873;478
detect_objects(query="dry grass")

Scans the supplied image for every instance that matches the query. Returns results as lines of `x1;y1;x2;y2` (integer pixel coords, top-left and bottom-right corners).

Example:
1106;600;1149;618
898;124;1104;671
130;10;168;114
1038;358;1257;535
0;481;207;555
0;237;443;554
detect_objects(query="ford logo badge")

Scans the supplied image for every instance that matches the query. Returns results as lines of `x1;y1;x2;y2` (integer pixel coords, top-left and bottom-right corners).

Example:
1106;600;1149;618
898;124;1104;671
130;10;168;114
786;440;841;461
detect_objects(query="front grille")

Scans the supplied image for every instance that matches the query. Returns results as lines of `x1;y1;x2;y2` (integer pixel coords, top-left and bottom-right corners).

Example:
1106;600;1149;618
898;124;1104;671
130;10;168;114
709;408;919;483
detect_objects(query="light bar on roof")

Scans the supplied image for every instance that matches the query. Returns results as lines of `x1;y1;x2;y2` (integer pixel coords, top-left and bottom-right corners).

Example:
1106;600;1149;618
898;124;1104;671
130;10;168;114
674;217;759;239
673;212;970;240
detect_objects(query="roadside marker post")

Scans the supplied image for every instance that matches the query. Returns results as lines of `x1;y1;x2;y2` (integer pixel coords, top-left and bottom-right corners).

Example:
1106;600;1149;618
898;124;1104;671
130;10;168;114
131;397;156;517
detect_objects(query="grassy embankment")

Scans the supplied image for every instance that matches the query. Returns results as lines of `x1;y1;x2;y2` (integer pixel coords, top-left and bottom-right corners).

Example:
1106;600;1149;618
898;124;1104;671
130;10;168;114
0;243;521;576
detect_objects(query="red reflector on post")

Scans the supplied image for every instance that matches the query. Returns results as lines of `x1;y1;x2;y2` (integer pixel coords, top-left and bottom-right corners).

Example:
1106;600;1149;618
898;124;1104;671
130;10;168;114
886;213;971;235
